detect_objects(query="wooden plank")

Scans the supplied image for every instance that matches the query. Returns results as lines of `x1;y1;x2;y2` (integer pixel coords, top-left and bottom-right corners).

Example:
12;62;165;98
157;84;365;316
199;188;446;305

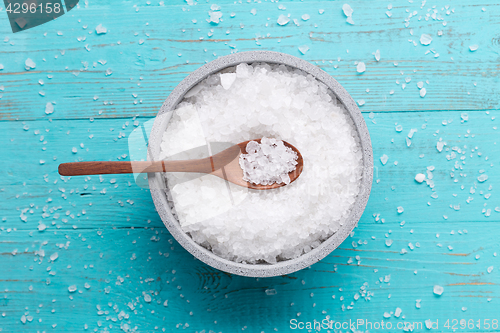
0;222;498;332
1;0;500;121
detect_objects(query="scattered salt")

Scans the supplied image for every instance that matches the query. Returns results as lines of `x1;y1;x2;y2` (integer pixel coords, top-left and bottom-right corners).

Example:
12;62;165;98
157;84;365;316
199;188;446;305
277;15;290;26
298;45;309;55
356;62;366;73
380;154;388;165
265;289;277;295
45;102;54;115
420;34;432;45
420;88;427;98
477;174;488;183
208;11;223;24
68;285;77;293
95;24;107;34
25;58;36;69
415;173;425;183
342;4;353;17
433;285;443;295
469;44;478;52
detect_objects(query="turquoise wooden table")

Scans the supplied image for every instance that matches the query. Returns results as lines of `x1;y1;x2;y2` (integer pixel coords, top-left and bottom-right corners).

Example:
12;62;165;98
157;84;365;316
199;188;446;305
1;0;499;332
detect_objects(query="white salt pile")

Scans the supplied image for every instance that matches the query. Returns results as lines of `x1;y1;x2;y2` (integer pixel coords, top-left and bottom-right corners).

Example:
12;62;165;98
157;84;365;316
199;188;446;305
159;63;363;264
239;137;298;186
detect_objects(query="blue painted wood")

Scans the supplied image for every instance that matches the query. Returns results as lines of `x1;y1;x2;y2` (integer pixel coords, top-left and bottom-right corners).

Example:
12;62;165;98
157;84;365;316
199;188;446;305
1;0;500;332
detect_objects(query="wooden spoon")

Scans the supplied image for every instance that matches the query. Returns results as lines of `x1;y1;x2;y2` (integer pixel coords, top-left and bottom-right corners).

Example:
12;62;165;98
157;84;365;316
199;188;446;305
58;139;303;190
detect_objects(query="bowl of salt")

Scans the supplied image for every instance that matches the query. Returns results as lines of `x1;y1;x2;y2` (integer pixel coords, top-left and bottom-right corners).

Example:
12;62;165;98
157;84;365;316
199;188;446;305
147;51;373;277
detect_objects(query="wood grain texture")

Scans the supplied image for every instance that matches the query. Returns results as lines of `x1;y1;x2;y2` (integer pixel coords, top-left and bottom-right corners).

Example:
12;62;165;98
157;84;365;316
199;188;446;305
1;0;500;332
0;0;499;121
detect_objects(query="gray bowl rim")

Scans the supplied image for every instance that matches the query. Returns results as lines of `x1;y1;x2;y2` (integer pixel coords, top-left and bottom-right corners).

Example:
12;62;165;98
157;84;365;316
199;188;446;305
147;50;373;277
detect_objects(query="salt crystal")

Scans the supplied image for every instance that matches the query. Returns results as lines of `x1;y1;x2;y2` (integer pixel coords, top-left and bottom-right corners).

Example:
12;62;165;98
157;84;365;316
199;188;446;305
356;62;366;73
342;4;353;17
25;58;36;69
277;15;290;26
487;266;494;273
346;16;355;24
395;307;402;317
298;45;309;55
95;24;107;34
68;285;77;292
220;73;236;90
420;88;427;97
417;81;424;89
50;252;58;261
433;285;443;295
301;14;310;21
265;289;277;295
250;8;256;15
461;112;468;121
45;102;54;115
395;124;403;132
38;223;46;231
397;206;404;214
144;294;151;302
407;128;417;138
415;173;425;183
373;49;380;61
436;141;445;152
208;11;223;24
478;174;488;182
469;44;478;52
420;34;432;45
380;154;388;165
385;239;393;247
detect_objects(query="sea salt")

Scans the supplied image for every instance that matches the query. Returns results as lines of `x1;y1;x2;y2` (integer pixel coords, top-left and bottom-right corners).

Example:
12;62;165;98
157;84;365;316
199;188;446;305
239;138;298;185
420;34;432;45
25;58;36;69
277;15;290;26
433;285;443;295
415;173;425;183
45;102;54;115
342;4;353;17
159;63;363;264
356;62;366;73
469;44;478;51
95;24;107;34
298;45;309;55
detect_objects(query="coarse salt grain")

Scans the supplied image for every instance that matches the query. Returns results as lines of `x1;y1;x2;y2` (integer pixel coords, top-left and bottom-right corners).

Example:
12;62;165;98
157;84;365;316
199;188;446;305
159;63;363;264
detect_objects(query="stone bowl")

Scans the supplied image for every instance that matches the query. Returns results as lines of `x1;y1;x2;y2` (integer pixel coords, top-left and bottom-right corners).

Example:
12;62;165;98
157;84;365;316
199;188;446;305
147;51;373;277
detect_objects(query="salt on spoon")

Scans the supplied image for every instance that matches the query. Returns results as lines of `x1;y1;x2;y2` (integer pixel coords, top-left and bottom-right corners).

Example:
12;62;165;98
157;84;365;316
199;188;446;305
58;138;303;190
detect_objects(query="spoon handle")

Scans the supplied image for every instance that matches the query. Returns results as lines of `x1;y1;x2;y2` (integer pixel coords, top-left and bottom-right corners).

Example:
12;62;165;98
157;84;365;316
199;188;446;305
58;159;216;176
